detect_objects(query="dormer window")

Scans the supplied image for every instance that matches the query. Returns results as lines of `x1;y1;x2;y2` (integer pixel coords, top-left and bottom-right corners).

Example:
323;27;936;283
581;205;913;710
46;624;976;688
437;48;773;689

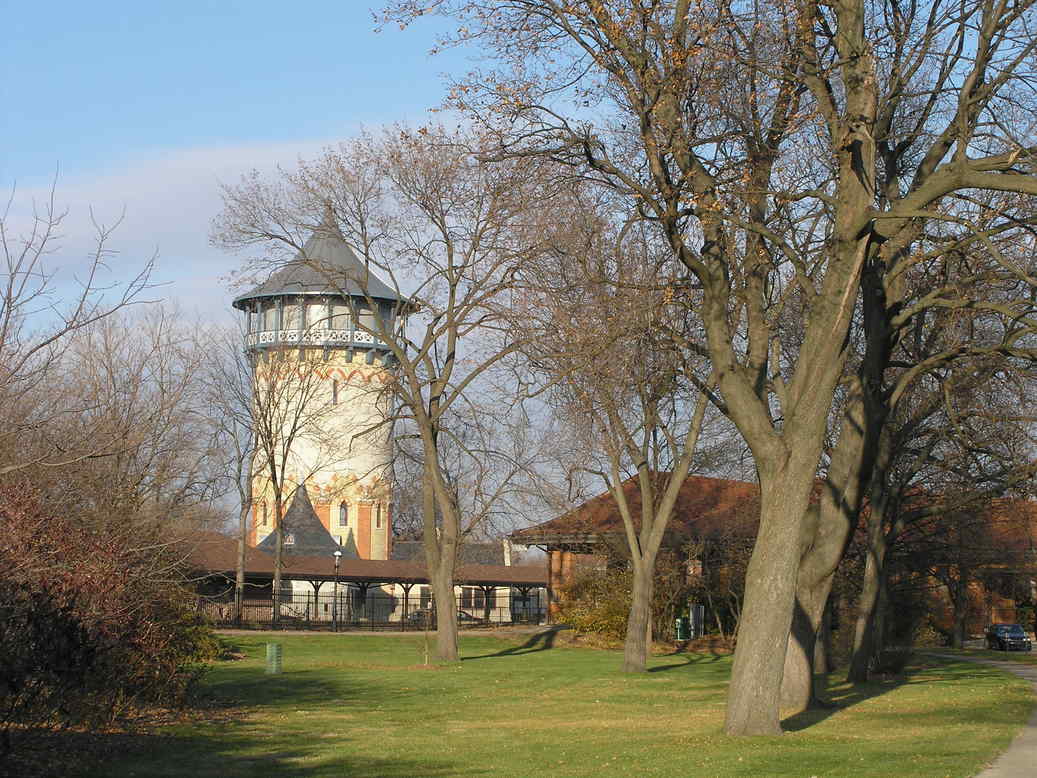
284;533;295;546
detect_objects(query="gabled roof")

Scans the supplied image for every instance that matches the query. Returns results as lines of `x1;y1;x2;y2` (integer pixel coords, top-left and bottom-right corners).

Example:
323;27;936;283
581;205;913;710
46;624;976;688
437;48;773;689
255;486;357;559
232;214;406;308
510;473;761;548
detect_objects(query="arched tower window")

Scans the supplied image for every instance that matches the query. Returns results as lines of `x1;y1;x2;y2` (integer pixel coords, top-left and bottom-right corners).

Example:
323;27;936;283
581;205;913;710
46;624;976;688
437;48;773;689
338;502;349;527
375;503;383;529
261;502;268;526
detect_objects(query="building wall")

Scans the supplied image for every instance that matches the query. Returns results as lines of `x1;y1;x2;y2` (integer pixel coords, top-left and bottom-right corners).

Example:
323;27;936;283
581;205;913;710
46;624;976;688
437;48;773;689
248;348;394;559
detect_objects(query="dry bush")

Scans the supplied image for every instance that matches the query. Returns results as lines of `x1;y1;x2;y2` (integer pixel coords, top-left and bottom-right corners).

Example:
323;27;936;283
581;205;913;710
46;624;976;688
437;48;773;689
0;483;216;755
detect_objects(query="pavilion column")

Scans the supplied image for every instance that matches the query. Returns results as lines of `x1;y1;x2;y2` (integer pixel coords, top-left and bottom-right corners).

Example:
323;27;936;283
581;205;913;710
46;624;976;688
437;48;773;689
561;551;574;583
547;550;563;623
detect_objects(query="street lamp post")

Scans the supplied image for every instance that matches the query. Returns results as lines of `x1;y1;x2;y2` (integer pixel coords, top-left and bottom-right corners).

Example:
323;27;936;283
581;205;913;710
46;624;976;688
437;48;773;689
333;550;342;632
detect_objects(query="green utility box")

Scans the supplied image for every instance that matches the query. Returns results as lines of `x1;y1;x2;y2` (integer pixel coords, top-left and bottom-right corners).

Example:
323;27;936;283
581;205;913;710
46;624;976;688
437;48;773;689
266;642;283;674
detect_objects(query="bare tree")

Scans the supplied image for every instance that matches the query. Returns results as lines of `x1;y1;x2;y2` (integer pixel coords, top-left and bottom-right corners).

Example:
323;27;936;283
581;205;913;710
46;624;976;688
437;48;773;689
214;127;552;658
0;183;154;476
523;198;716;671
201;325;258;623
384;0;1037;733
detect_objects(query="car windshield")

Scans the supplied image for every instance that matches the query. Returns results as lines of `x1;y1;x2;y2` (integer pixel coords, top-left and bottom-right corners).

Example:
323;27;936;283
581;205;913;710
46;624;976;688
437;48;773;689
999;625;1026;637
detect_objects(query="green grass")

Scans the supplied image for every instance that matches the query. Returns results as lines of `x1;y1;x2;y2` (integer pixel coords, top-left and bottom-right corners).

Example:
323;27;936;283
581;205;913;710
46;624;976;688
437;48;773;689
79;631;1033;778
961;647;1037;665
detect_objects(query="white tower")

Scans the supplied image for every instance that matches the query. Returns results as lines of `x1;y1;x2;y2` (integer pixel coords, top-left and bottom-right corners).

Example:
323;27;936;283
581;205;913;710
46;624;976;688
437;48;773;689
233;217;404;560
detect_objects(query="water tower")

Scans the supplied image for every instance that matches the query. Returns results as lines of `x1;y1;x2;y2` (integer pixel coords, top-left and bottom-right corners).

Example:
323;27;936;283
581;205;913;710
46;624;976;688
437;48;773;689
232;216;404;560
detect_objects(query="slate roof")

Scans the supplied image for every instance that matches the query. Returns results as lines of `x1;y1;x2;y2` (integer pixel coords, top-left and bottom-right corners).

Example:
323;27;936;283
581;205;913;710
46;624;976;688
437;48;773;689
232;214;406;308
255;487;358;559
391;540;506;566
510;473;761;548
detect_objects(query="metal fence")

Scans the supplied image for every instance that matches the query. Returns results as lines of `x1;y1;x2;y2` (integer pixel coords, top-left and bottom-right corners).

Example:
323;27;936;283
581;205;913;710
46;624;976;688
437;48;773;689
200;586;546;630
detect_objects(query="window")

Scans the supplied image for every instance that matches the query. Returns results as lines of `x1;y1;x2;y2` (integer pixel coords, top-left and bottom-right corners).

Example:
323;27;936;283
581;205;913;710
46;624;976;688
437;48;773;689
306;299;326;330
331;379;339;405
335;535;343;546
331;302;350;330
282;302;301;330
284;533;295;546
338;502;349;527
357;306;377;333
375;503;383;529
260;502;268;526
262;301;278;331
419;586;430;609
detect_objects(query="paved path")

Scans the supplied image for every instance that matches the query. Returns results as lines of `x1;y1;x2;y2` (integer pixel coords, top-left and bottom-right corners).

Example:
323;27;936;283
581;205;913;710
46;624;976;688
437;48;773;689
928;652;1037;777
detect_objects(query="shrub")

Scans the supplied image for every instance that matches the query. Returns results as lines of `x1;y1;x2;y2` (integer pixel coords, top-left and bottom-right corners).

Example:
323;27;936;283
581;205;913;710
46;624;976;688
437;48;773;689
556;552;692;642
0;484;215;753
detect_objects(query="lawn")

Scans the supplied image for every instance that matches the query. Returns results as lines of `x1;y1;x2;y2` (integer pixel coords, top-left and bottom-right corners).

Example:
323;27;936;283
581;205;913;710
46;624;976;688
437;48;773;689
76;630;1032;778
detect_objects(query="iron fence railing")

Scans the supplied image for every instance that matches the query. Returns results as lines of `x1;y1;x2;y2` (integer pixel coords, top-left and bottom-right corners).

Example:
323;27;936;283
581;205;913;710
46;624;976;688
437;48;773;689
200;588;546;630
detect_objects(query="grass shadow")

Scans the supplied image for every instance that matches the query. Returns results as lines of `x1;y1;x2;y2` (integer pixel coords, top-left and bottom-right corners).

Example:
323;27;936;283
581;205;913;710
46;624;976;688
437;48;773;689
781;653;980;731
648;653;727;672
23;727;480;778
462;626;569;660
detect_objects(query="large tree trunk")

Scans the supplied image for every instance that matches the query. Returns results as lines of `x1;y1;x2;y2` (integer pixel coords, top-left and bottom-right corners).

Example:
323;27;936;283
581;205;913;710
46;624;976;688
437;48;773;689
622;555;657;673
781;581;832;711
724;468;817;736
847;494;891;681
430;557;459;661
780;378;873;711
422;462;460;662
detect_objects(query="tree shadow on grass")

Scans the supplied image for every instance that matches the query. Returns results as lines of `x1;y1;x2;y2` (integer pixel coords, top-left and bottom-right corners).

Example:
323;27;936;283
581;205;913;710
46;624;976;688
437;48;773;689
7;727;482;778
781;653;976;731
462;626;569;661
648;653;728;672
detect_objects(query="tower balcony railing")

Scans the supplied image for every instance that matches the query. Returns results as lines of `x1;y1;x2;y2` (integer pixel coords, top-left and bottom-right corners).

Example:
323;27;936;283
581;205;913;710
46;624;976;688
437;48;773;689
245;328;388;350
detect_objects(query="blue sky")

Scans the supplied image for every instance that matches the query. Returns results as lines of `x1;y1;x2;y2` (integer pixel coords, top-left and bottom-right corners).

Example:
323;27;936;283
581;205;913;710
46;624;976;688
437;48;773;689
3;2;466;318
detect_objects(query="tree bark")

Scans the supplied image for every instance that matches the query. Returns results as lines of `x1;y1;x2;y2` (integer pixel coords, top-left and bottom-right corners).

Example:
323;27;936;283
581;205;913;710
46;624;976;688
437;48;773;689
622;555;657;673
780;377;873;712
234;500;249;625
847;492;891;682
952;573;968;649
272;491;284;628
724;468;817;736
430;558;459;661
422;463;460;662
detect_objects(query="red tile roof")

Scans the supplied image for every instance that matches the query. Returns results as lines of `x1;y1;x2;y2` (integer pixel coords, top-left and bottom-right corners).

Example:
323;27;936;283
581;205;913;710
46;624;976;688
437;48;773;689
510;473;761;547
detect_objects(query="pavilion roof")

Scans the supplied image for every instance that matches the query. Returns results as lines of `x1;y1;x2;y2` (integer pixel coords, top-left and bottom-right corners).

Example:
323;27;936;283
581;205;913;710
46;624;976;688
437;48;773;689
187;531;547;588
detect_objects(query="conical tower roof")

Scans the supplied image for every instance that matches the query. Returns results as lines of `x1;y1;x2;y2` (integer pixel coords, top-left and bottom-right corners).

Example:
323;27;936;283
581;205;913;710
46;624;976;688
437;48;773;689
255;486;358;559
232;212;406;309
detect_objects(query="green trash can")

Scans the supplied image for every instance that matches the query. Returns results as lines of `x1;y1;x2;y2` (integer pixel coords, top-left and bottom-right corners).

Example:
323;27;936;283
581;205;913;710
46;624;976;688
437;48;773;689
675;616;690;641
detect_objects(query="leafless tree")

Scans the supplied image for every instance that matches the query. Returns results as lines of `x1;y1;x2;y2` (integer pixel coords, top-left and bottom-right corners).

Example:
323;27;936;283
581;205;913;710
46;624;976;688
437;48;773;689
384;0;1037;733
0;182;154;477
521;195;717;671
214;127;553;658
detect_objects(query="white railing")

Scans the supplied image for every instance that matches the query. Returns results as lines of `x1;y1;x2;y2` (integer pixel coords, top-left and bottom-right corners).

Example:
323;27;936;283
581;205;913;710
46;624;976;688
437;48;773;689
245;328;384;348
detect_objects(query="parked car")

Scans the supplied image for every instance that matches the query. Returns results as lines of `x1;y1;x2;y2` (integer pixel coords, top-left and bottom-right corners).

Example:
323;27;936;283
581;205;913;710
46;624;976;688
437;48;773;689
985;623;1033;651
